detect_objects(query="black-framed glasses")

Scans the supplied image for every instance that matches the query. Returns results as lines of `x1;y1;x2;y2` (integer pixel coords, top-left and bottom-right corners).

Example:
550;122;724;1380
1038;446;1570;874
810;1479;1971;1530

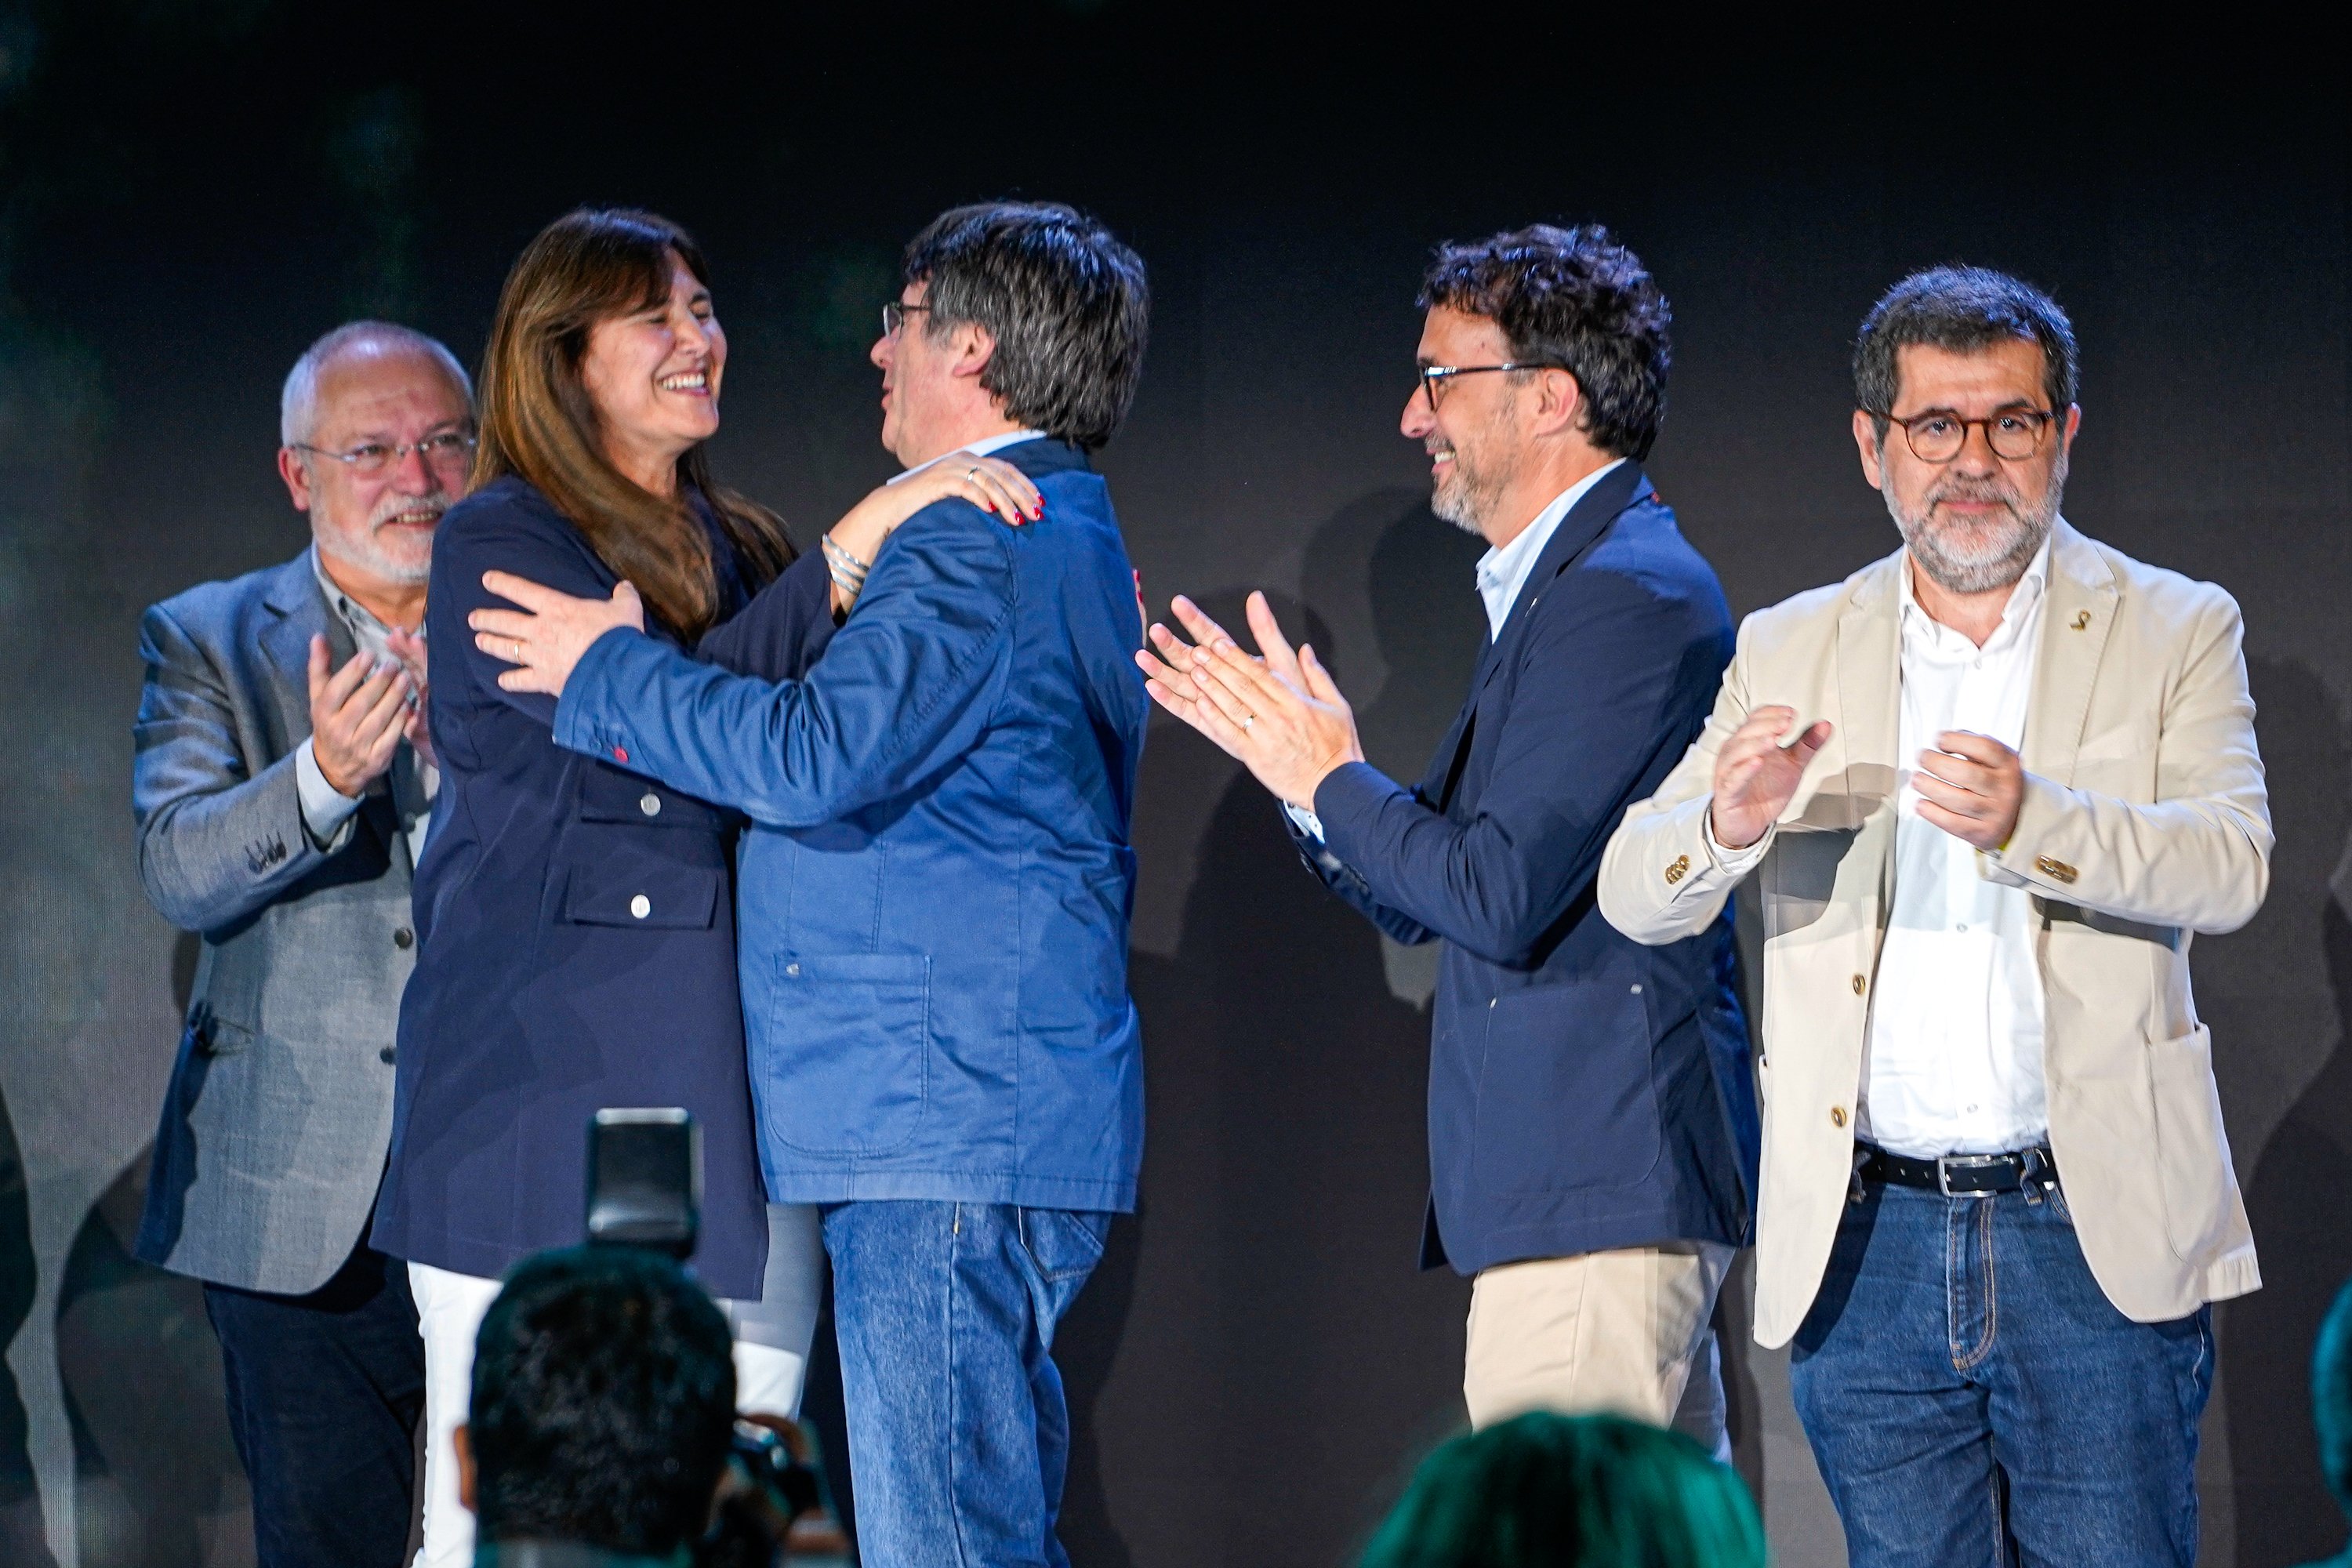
1875;406;2058;463
881;301;931;337
292;431;477;476
1417;361;1563;410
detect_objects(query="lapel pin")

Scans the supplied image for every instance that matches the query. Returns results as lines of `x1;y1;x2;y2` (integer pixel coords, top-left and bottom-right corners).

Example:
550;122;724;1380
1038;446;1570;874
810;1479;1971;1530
2070;610;2091;630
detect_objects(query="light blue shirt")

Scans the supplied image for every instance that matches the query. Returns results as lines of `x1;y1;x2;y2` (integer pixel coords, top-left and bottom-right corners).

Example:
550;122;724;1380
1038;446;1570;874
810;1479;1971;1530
1472;458;1624;640
1290;459;1624;840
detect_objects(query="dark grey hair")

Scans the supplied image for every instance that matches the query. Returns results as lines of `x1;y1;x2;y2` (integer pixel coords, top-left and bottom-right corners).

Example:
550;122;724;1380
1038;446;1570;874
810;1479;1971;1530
1854;266;2077;434
1417;223;1671;462
904;201;1149;452
281;320;472;447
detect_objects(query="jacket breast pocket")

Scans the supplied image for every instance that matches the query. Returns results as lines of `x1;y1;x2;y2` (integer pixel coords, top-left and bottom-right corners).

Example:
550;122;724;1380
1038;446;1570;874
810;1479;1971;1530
762;953;931;1156
575;765;726;832
560;847;721;930
1471;978;1664;1195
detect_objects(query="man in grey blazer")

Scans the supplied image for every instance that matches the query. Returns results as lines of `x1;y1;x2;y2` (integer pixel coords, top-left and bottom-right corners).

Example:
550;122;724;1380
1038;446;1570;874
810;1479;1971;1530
132;320;475;1567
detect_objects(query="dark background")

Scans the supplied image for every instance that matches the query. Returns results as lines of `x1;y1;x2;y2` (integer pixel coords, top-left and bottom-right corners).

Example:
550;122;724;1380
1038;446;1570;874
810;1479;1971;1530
2;5;2349;1565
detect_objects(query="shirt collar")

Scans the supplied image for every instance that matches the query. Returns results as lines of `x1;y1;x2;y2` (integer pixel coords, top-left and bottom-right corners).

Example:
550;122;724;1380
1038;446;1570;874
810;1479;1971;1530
886;429;1047;485
1473;458;1625;633
1897;528;2053;649
310;544;394;644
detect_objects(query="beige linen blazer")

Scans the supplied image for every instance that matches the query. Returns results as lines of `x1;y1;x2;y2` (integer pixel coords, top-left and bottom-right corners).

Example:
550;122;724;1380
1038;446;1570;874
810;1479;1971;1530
1599;521;2270;1348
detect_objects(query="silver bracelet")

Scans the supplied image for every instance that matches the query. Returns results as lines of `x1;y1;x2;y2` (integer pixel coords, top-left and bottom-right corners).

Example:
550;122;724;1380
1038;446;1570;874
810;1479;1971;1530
822;533;873;579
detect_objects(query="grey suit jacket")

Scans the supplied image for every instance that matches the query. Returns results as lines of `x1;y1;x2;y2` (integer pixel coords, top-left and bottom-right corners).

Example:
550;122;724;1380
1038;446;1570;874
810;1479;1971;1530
132;546;417;1294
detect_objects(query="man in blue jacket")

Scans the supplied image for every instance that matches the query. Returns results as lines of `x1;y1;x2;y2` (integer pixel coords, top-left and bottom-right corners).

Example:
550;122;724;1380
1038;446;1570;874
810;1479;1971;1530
1141;225;1756;1450
470;201;1149;1568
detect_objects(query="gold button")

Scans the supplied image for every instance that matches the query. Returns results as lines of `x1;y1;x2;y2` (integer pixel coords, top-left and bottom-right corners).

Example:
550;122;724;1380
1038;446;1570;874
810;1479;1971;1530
1830;1106;1848;1128
1851;974;1866;995
1664;854;1691;886
2033;855;2078;885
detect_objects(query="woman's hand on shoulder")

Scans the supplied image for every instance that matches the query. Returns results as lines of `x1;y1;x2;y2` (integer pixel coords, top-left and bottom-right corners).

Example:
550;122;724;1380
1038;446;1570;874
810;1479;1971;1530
829;455;1040;561
823;453;1042;616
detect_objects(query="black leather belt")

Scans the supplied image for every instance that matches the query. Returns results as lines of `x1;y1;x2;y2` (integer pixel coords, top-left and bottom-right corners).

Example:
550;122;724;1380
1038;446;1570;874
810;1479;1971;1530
1857;1142;2057;1197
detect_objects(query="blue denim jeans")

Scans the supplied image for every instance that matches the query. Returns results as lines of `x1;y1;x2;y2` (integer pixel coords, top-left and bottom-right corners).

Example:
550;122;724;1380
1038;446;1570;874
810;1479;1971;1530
822;1201;1111;1568
1790;1178;2212;1568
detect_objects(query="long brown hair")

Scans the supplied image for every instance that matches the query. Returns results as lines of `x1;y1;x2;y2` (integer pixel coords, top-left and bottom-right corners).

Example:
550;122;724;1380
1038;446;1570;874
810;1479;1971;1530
472;209;795;637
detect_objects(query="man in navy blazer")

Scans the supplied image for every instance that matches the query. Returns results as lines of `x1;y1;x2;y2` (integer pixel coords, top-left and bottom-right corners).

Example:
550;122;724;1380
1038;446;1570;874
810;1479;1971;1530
1142;225;1757;1450
468;202;1149;1568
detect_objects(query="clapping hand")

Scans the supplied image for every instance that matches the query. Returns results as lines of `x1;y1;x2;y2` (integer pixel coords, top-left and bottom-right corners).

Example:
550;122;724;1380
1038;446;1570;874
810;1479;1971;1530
1708;706;1833;851
1136;591;1365;811
307;635;413;797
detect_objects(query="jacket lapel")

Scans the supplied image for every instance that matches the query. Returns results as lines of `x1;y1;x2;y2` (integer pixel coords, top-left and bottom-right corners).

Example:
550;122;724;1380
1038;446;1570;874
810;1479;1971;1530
1420;464;1651;808
1828;552;1902;821
260;547;354;695
2020;521;2118;788
263;548;404;865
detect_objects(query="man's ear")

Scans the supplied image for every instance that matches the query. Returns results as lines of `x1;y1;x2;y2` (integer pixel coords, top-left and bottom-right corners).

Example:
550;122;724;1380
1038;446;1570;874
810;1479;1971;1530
1526;368;1584;439
277;447;314;513
454;1423;477;1513
1852;408;1888;492
950;321;996;381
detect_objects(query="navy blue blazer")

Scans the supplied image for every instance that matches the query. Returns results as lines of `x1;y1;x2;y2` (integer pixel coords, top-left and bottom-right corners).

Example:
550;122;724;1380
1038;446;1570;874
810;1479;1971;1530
372;477;771;1298
1295;464;1759;1274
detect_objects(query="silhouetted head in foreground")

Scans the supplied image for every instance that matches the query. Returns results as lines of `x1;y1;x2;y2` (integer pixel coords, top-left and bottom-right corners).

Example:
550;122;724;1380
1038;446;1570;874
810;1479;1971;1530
1360;1412;1765;1568
459;1247;737;1562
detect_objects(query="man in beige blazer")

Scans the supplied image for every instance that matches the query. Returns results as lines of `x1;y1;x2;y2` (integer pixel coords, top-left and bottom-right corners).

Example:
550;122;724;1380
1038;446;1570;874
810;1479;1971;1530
1600;265;2269;1568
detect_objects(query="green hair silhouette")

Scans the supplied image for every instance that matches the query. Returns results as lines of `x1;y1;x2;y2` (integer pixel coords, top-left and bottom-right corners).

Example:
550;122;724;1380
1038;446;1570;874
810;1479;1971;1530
1361;1412;1766;1568
2318;1276;2352;1519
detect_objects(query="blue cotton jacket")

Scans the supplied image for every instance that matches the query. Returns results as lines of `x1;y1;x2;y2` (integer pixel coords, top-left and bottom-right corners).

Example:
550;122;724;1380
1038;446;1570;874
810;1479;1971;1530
554;439;1149;1211
1294;464;1759;1275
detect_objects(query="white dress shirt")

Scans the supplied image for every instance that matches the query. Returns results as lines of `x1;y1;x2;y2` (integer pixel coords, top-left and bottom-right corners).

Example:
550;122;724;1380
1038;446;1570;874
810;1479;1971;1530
1862;539;2054;1156
295;548;437;866
1287;459;1624;842
884;428;1047;485
1704;538;2055;1156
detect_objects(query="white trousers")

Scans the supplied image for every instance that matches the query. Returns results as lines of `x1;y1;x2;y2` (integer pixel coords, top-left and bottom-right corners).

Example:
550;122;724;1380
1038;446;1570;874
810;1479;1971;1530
409;1202;827;1568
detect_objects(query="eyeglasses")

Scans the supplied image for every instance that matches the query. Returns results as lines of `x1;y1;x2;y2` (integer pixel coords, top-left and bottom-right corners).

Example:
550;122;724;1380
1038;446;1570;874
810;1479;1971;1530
880;301;932;337
1417;362;1563;410
293;431;477;476
1875;406;2058;463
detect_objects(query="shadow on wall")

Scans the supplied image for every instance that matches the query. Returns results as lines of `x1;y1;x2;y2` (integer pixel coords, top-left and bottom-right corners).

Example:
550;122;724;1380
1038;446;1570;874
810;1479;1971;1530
2219;657;2352;1568
1056;567;1475;1568
47;929;249;1568
57;1156;249;1568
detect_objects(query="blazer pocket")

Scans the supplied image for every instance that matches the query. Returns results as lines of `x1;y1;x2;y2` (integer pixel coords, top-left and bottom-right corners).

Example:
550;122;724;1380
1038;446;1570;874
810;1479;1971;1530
575;765;726;831
1471;978;1665;1195
2147;1023;2238;1261
561;853;721;930
763;953;931;1157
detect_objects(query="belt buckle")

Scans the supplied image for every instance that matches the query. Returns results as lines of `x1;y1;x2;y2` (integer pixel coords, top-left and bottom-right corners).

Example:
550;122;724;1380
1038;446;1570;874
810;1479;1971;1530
1936;1152;2009;1198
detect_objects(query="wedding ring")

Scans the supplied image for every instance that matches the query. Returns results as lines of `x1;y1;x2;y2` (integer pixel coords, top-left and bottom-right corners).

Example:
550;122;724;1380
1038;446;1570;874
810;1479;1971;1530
1243;713;1256;732
966;465;981;481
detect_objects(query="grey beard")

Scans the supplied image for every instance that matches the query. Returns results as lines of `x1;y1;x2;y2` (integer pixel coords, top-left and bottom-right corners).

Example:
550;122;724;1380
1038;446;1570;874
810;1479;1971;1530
318;490;450;587
1429;443;1515;539
1889;463;2063;596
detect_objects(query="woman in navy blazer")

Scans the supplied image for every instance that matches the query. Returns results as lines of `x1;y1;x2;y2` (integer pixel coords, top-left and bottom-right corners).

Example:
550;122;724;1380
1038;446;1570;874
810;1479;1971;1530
372;208;1040;1568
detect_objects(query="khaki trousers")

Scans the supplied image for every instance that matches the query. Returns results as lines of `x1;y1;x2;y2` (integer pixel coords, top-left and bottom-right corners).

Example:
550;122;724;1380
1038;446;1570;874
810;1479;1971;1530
1463;1241;1735;1450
